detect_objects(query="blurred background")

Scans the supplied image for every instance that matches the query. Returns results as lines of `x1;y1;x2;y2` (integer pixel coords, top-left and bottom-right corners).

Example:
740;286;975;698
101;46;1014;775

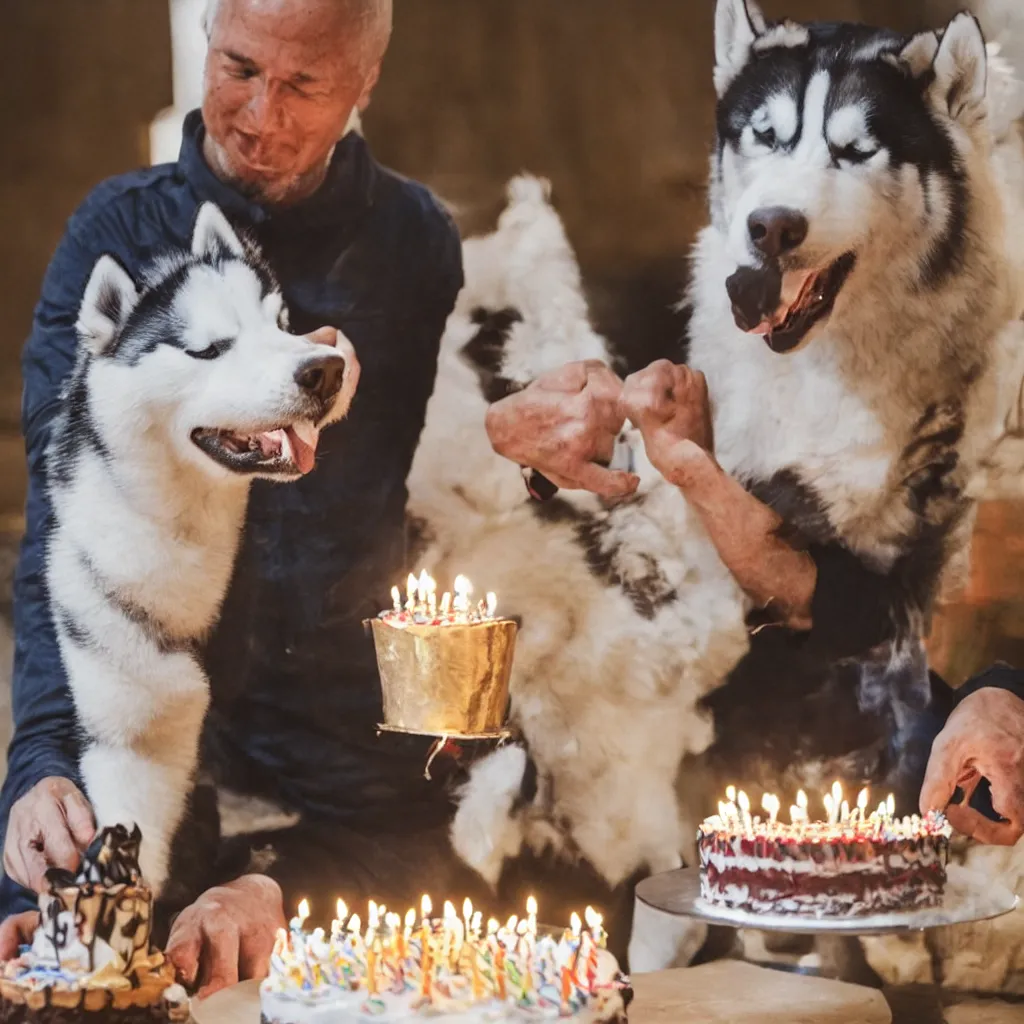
1;0;1024;747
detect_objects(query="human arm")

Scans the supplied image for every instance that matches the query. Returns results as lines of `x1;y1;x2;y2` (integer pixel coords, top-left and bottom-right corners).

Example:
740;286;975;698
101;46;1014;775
620;360;958;663
619;361;816;629
0;221;113;911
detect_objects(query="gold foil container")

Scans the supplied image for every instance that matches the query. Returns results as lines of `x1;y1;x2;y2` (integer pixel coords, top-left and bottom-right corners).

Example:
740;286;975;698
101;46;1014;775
368;617;518;736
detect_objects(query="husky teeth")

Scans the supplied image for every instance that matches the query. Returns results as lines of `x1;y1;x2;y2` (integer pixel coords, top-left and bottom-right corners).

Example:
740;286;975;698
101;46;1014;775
279;427;294;465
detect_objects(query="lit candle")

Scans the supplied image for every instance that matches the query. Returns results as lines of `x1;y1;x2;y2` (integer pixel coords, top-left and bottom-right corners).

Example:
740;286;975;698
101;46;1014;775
726;785;737;803
440;592;452;618
290;898;311;934
463;898;474;938
453;574;472;617
331;898;347;944
406;573;418;612
887;793;896;819
738;790;753;834
584;907;605;948
403;908;415;960
419;894;432;949
390;586;401;614
761;793;780;827
486;592;497;618
841;800;850;825
857;788;869;825
526;896;538;937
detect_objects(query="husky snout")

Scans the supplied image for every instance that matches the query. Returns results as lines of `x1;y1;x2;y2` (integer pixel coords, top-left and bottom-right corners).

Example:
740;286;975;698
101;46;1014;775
748;207;808;260
295;352;347;410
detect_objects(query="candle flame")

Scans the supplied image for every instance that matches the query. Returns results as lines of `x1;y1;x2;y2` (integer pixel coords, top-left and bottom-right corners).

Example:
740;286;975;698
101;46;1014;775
526;895;538;917
726;785;736;802
336;898;347;924
368;900;379;927
486;592;497;618
831;780;843;805
857;787;869;811
463;898;473;921
585;906;600;928
443;900;457;921
471;911;482;933
347;913;361;934
487;918;499;936
887;793;895;817
516;919;529;935
718;800;728;820
390;586;401;610
571;913;582;937
421;895;432;919
406;573;418;598
506;915;518;933
738;790;750;812
440;592;452;615
297;898;310;922
405;908;416;929
797;789;808;810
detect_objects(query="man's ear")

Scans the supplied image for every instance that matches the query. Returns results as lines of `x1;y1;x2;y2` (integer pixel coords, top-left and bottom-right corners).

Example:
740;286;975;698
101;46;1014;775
76;255;139;356
357;60;383;113
714;0;766;98
191;202;246;262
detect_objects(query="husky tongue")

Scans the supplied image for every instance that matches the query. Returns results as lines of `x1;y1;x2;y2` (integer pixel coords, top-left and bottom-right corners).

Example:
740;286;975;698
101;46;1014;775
284;423;319;474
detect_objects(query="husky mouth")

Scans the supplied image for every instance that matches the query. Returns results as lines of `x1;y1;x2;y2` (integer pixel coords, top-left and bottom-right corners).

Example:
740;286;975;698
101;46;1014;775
191;421;321;476
726;253;856;354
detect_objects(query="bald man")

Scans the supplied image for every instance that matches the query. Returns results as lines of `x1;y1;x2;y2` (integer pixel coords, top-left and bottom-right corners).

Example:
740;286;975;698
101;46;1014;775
0;0;474;995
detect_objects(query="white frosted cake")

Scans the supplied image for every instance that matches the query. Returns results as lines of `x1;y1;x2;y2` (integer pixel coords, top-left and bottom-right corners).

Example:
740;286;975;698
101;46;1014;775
260;897;631;1023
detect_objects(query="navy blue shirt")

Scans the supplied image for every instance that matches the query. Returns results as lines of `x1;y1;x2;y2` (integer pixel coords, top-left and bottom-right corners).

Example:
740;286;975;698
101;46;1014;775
1;111;463;916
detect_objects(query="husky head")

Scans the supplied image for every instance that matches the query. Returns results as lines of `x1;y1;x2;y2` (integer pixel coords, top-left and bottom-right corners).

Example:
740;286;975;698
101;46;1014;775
74;203;358;480
711;0;992;354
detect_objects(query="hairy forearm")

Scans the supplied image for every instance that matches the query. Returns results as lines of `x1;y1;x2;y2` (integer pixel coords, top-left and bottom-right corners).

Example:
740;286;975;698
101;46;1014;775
667;443;816;630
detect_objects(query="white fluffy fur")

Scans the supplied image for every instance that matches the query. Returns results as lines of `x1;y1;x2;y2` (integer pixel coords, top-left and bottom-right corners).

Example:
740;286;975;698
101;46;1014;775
47;203;357;894
409;178;748;905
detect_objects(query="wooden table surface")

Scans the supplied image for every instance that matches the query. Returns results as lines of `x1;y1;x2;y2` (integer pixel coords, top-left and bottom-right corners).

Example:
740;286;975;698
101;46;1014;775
193;960;892;1023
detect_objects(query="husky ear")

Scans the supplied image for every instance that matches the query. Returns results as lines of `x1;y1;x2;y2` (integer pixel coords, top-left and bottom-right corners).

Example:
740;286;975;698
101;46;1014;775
903;14;988;125
191;202;245;262
714;0;766;98
76;255;139;356
932;13;987;124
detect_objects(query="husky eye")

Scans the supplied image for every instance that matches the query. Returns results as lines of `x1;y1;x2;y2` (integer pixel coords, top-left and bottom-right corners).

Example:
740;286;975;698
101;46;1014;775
187;338;232;360
752;127;777;150
831;142;878;166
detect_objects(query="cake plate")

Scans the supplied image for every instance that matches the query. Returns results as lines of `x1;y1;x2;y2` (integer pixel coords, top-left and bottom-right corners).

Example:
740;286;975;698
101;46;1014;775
635;865;1019;936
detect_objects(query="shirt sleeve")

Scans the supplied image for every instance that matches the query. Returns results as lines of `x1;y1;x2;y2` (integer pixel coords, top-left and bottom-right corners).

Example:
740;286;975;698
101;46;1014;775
952;663;1024;706
0;222;104;909
794;522;949;663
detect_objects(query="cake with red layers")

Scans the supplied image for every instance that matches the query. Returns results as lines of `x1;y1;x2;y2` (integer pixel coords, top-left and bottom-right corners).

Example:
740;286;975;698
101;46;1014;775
697;785;952;917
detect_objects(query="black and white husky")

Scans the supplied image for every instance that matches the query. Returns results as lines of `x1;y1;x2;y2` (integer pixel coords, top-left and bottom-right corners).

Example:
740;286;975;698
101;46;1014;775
45;203;358;895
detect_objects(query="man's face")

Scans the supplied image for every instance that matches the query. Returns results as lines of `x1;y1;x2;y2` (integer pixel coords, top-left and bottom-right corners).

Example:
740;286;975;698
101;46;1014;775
202;0;385;204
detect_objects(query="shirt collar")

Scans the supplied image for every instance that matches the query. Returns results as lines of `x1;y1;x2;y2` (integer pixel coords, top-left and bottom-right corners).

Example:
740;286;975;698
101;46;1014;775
177;109;376;227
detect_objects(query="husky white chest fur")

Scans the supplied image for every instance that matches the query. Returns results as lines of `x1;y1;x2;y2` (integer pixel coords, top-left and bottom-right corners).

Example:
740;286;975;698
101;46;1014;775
45;203;358;894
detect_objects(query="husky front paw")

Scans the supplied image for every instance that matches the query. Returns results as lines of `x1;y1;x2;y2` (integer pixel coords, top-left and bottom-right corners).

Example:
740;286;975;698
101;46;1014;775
450;744;535;885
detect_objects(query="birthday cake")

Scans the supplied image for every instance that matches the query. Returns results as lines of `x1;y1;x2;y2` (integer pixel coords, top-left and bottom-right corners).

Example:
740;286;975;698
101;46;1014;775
697;784;953;918
0;824;189;1023
260;896;631;1023
369;572;518;738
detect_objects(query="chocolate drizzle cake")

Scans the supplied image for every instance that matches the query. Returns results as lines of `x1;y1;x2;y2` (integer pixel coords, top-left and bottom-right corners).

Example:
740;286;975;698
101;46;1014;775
0;826;189;1022
697;787;953;917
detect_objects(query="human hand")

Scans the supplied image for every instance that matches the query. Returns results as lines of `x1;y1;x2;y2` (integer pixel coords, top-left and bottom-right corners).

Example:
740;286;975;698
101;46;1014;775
920;687;1024;844
484;360;639;498
0;911;40;960
167;874;285;999
619;360;714;488
3;777;95;893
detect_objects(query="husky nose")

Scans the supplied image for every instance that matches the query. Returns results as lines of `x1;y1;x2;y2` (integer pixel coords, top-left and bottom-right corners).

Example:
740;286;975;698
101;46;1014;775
748;207;809;259
295;354;346;405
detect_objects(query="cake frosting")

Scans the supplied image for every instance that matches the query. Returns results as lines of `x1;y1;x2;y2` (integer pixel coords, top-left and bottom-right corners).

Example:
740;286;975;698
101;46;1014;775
697;785;952;917
260;898;631;1023
0;825;189;1023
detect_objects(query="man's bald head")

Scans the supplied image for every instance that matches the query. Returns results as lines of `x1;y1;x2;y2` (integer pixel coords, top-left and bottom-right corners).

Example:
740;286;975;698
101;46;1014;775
200;0;392;205
204;0;392;70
